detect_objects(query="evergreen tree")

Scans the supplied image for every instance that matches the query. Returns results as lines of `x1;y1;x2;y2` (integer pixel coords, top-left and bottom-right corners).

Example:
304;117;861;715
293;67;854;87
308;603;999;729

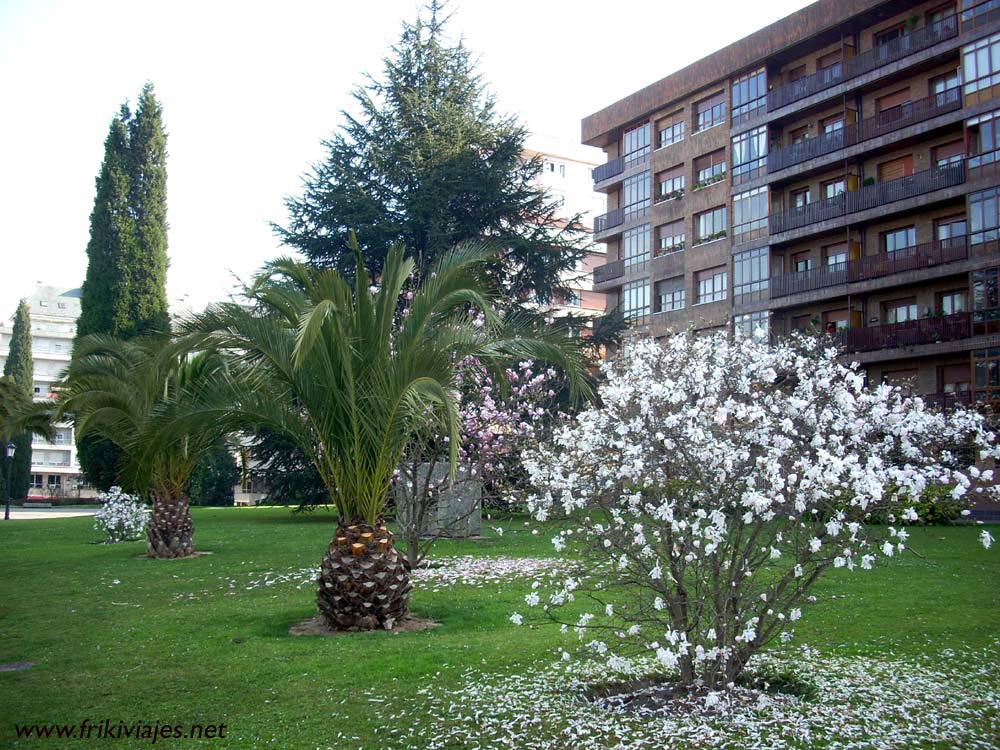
2;300;34;500
76;83;170;489
274;2;586;303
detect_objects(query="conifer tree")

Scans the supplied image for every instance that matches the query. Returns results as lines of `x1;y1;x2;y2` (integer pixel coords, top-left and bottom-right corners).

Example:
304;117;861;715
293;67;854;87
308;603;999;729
275;2;586;303
76;83;170;489
2;300;34;500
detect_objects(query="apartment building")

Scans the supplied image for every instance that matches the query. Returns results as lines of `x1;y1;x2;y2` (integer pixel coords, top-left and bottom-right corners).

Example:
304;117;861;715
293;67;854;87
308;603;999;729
586;0;1000;409
0;286;89;498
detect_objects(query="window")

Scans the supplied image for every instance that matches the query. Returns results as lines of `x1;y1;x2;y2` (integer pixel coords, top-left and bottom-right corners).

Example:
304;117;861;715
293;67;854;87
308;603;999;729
939;362;971;393
821;114;846;134
731;67;767;123
622;173;650;218
656;219;685;254
561;290;581;307
876;87;912;112
731;126;767;184
963;33;1000;100
732;187;768;242
656;164;685;200
822;178;846;199
939;290;968;314
695;266;728;304
877;155;914;181
970;187;1000;244
788;65;807;82
884;225;916;254
655;277;686;313
816;50;843;82
694;206;727;243
621;280;650;322
824;309;850;332
875;24;909;52
734;311;770;338
47;475;62;489
792;251;813;273
884;297;918;324
29;475;42;489
823;242;848;267
694;149;726;184
623;123;651;166
883;369;919;394
968;109;1000;166
657;111;686;148
622;225;650;270
974;347;1000;401
694;91;726;132
936;214;968;244
974;267;1000;311
733;247;769;302
792;188;811;208
790;126;810;144
38;300;48;307
933;140;965;167
930;69;962;103
792;314;814;330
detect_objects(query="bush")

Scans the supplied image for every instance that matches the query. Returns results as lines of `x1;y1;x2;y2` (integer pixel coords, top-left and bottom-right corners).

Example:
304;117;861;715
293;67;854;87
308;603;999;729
94;487;148;543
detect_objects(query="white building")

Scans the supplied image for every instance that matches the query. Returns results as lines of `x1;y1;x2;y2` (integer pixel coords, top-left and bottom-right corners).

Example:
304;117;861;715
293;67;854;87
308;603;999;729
0;285;88;498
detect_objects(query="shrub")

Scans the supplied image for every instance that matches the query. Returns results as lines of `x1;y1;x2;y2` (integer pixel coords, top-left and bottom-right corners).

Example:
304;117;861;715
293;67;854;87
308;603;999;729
94;487;148;543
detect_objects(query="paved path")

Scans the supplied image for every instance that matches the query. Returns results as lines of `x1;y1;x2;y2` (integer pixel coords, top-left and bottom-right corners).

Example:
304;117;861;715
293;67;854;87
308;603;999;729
4;506;97;521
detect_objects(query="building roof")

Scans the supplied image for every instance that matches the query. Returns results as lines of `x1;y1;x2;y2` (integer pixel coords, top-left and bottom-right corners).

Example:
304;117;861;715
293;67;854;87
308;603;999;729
581;0;904;147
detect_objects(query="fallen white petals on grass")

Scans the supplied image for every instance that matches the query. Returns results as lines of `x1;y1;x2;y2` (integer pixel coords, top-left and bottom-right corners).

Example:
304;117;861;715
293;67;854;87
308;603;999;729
368;644;999;750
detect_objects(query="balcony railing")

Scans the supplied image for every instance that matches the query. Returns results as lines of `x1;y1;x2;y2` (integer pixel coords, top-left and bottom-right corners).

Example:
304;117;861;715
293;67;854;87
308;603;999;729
921;390;973;411
767;14;959;111
592;157;625;184
771;162;966;235
840;312;969;353
594;207;625;234
771;238;971;299
767;88;962;172
593;259;625;285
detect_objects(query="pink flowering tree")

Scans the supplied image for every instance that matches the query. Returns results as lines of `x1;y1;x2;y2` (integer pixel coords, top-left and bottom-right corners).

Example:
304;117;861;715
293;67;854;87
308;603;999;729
521;330;997;690
395;356;562;568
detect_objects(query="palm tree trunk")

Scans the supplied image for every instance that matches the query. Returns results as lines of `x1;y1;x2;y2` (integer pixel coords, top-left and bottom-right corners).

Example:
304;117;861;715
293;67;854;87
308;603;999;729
147;489;195;559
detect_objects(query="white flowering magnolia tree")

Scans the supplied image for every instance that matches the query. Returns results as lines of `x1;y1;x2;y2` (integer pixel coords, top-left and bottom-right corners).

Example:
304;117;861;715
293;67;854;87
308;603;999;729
523;330;997;690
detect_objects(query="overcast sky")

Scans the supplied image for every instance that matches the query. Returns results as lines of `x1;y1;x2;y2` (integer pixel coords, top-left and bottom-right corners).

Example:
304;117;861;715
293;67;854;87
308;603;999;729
0;0;812;317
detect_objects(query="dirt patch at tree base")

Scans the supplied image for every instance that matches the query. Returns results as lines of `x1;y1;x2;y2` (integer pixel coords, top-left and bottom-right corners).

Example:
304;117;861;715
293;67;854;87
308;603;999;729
289;615;439;636
133;551;214;559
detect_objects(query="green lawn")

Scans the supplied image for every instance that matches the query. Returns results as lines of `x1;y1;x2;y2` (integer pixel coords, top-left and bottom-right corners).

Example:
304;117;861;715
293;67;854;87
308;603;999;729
0;508;997;749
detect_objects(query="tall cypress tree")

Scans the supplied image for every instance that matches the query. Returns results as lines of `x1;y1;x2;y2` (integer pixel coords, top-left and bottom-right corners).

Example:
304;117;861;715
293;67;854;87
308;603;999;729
76;83;170;489
3;300;34;500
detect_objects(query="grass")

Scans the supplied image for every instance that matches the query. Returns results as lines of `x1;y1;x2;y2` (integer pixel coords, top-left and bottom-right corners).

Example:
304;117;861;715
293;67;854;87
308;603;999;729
0;508;997;749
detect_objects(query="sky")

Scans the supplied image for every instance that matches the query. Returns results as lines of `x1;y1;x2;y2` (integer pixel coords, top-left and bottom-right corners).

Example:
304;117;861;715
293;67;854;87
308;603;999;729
0;0;813;317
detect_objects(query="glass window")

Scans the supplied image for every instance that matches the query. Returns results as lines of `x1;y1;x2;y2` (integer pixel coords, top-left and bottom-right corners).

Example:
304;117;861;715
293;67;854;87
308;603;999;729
622;172;650;218
623;123;651;166
790;126;810;144
733;247;769;302
974;267;1000;310
731;68;767;123
824;309;851;332
939;290;968;314
656;220;685;254
694;149;726;183
656;164;685;200
963;33;1000;98
621;280;650;321
884;298;918;324
933;140;965;167
655;277;686;313
792;251;813;273
876;87;912;112
734;311;769;338
694;92;726;132
792;188;811;208
968;109;1000;166
657;111;686;148
930;69;962;102
970;187;1000;244
731;126;767;184
694;206;727;243
817;50;843;81
884;226;916;254
695;266;728;304
822;178;846;199
732;187;768;243
974;347;1000;401
823;242;848;267
936;214;968;243
821;114;846;134
622;225;650;270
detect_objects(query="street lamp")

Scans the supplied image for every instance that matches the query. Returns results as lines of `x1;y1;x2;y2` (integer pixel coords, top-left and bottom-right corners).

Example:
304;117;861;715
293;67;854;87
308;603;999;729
4;441;14;521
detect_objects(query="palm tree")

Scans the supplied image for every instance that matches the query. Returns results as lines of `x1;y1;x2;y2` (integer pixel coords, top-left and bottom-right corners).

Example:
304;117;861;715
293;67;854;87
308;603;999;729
181;237;588;630
57;336;227;558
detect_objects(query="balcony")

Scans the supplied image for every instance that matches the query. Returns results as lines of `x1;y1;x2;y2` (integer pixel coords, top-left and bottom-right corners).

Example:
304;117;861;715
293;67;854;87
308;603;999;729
767;88;962;173
840;312;969;353
770;162;966;235
767;14;959;112
921;390;973;412
594;207;625;234
592;157;625;184
771;238;971;299
593;259;625;285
